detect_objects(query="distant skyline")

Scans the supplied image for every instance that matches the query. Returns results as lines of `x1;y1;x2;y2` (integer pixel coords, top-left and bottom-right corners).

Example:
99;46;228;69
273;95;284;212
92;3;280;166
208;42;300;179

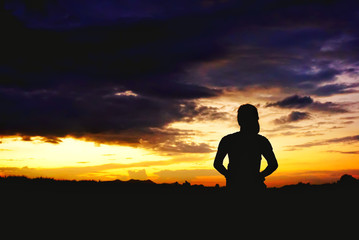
1;0;359;186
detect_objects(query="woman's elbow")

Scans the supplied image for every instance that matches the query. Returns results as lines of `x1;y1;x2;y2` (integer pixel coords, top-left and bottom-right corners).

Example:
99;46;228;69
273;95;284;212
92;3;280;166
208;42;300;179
272;161;278;171
213;162;220;170
213;161;224;171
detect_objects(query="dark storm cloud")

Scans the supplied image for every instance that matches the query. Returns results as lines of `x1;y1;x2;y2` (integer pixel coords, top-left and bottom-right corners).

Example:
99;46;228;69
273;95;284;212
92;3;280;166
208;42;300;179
189;28;346;90
1;0;359;150
266;95;348;113
266;95;313;108
2;0;241;98
1;1;232;149
310;83;359;96
273;111;310;125
0;87;225;147
183;1;359;94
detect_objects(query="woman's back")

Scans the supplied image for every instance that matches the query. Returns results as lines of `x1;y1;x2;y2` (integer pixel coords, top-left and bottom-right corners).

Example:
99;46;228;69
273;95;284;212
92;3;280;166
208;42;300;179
220;132;272;189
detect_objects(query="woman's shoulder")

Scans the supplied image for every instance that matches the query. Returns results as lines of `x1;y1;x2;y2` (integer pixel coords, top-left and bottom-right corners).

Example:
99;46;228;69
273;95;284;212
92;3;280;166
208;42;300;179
222;131;240;140
257;134;273;150
257;134;269;140
219;132;240;145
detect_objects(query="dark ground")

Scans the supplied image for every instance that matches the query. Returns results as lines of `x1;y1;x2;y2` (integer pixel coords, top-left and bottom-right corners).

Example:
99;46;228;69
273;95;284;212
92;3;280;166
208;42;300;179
1;175;358;237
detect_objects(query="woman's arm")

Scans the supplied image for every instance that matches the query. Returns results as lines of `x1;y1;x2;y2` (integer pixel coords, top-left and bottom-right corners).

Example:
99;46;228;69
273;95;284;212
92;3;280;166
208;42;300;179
260;150;278;179
213;139;228;178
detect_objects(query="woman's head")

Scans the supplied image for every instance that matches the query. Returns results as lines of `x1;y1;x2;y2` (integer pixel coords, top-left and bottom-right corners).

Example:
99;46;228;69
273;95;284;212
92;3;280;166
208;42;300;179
237;104;260;134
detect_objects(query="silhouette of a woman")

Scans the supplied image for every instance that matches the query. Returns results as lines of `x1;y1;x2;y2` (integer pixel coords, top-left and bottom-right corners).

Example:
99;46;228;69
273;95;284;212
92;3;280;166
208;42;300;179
214;104;278;193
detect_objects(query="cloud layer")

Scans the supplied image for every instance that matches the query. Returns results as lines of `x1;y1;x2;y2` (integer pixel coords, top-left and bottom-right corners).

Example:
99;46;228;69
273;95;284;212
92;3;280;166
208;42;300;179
1;0;359;153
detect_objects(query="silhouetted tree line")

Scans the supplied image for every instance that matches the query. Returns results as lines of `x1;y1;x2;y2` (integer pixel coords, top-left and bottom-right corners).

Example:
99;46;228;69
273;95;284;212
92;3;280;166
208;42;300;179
0;176;218;195
0;174;358;196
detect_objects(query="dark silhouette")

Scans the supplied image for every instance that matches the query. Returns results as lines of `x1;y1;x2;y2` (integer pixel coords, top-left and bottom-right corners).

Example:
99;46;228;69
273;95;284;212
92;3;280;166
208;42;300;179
1;174;358;195
214;104;278;194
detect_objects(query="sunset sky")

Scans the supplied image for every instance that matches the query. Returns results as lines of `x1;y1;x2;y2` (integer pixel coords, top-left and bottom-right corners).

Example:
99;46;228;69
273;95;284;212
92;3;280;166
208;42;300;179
1;0;359;187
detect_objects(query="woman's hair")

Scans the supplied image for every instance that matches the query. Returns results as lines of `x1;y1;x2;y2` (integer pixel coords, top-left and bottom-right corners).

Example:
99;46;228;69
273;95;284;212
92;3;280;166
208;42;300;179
237;104;260;134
